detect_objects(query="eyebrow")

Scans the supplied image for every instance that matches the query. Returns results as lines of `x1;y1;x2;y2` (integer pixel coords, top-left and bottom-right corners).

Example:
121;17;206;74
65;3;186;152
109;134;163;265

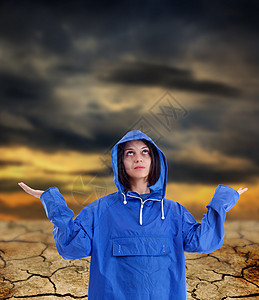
124;146;149;151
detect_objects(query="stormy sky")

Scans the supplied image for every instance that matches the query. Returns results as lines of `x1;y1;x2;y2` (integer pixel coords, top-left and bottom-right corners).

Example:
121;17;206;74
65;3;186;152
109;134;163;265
0;0;258;219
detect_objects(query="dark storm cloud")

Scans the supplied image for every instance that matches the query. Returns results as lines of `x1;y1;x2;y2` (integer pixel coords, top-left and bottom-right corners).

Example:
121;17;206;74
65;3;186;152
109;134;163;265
42;166;110;178
0;0;258;84
167;160;259;185
180;105;224;131
192;1;259;33
0;0;258;61
0;71;57;113
212;124;259;166
0;1;73;54
0;107;143;153
0;0;258;192
98;62;242;97
177;103;259;167
0;122;91;152
50;63;90;75
0;160;24;167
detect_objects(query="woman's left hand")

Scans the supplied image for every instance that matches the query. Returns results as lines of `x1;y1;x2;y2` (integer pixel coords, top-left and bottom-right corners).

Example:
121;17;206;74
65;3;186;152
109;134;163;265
237;187;248;195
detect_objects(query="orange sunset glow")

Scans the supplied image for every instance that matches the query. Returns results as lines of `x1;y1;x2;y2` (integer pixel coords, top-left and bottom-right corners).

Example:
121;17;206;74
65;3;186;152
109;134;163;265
1;135;257;221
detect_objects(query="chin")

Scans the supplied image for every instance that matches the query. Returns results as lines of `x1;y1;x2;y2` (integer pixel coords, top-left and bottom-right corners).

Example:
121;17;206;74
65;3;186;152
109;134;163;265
131;174;149;180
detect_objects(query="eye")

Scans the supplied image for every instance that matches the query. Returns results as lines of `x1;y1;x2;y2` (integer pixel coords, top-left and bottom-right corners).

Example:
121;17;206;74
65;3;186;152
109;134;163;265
125;150;134;156
142;149;149;154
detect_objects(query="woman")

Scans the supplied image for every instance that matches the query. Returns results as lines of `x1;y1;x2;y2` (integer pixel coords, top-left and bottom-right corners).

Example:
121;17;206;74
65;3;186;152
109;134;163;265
18;129;248;300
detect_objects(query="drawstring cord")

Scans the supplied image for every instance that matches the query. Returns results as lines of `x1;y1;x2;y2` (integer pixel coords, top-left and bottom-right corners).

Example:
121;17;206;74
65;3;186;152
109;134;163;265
121;192;165;224
161;198;165;220
122;192;127;204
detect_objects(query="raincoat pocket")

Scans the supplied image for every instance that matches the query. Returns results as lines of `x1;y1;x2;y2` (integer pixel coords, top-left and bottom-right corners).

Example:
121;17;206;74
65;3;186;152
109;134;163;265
111;236;172;295
112;236;171;256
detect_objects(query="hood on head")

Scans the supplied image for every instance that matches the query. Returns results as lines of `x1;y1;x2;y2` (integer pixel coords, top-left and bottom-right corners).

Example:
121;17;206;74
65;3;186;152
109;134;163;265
111;130;168;199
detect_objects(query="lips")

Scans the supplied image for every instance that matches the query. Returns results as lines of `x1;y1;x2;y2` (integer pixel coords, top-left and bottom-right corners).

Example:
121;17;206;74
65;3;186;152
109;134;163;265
134;166;145;169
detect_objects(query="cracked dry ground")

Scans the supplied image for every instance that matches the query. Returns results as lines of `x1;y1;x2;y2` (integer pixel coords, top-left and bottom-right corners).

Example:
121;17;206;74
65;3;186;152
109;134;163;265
0;221;258;300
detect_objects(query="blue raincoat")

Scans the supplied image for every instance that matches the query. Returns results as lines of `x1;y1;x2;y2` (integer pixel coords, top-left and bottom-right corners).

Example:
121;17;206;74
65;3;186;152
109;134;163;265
40;130;240;300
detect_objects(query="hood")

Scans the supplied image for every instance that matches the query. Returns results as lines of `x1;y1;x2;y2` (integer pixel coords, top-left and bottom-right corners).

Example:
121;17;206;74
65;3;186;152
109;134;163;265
111;130;168;198
111;130;167;225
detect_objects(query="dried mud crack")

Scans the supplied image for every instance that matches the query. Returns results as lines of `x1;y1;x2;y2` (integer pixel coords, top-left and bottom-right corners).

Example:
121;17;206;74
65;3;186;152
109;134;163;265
1;220;258;299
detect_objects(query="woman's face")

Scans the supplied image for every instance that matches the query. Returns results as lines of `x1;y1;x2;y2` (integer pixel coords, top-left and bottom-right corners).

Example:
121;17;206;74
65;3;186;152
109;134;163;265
123;140;151;182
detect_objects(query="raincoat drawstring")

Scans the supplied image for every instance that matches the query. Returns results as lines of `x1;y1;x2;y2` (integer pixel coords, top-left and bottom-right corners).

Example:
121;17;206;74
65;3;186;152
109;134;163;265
121;192;165;225
122;192;127;204
161;198;165;220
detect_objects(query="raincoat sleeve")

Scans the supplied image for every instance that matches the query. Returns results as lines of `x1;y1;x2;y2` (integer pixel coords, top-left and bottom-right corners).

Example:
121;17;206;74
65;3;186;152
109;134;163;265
182;184;239;254
40;187;93;260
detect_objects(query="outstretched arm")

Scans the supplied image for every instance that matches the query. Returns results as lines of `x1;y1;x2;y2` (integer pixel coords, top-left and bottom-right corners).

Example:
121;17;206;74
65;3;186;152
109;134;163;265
182;185;248;254
18;182;92;260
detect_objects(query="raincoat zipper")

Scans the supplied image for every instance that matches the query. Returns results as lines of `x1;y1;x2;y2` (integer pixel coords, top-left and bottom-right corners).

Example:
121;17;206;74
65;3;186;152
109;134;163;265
126;194;161;225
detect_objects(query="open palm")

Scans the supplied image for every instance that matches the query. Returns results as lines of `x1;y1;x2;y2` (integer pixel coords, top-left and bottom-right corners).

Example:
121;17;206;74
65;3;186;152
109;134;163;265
18;182;44;199
237;187;248;195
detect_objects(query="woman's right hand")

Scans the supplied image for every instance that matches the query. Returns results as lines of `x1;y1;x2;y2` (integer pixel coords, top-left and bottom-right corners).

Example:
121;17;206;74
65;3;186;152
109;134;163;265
18;182;45;199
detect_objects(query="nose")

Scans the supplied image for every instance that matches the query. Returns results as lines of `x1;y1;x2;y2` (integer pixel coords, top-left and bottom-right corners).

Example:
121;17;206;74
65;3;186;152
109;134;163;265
135;155;143;163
